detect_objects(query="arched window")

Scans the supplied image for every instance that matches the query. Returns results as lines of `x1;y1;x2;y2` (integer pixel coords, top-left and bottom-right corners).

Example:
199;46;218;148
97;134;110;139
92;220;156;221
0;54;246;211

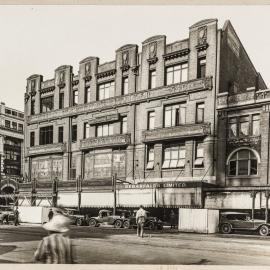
228;149;258;176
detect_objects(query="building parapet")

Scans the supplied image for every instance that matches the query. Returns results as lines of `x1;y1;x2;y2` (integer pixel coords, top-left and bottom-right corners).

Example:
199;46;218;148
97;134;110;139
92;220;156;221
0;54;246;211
28;77;212;124
26;143;67;157
80;134;131;150
142;123;211;143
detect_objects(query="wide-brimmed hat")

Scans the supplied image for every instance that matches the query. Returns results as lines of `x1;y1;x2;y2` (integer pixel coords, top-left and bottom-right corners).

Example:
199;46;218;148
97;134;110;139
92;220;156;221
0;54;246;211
43;214;71;233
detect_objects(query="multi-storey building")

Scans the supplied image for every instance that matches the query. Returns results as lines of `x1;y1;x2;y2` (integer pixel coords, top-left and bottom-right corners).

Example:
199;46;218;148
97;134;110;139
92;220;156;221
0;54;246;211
19;18;267;218
0;102;24;203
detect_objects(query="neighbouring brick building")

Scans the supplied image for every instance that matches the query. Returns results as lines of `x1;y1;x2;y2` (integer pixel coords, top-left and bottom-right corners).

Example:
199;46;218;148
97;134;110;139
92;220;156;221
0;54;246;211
0;102;24;203
17;18;268;218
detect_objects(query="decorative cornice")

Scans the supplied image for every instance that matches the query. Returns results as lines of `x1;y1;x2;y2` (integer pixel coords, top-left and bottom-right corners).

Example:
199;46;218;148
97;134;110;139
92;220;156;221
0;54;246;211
131;66;139;76
0;125;24;135
89;113;119;125
80;134;131;150
227;136;261;148
142;35;166;45
27;143;67;157
27;77;213;124
120;64;130;72
147;57;158;65
72;80;79;86
83;75;92;82
40;86;55;94
163;48;190;61
58;82;66;89
96;69;116;79
142;123;211;143
195;43;209;52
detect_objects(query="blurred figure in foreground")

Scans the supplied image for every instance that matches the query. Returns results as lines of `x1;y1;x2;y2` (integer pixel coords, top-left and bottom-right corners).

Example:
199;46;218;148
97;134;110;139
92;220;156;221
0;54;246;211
34;214;74;264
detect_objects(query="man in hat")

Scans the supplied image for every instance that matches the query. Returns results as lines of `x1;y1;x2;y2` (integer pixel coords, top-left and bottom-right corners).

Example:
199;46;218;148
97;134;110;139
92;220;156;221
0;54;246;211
136;205;147;238
48;208;54;221
34;214;74;264
14;207;19;226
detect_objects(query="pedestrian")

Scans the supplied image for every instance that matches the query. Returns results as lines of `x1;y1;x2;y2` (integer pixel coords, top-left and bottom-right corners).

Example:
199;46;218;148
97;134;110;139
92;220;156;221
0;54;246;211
136;205;147;238
34;214;74;264
14;207;19;226
48;208;54;221
169;209;177;229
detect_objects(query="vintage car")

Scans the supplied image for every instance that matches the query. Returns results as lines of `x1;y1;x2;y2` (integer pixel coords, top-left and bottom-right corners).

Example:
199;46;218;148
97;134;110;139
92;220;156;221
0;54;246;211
63;208;88;226
124;211;163;230
0;206;15;224
88;209;124;228
219;212;270;236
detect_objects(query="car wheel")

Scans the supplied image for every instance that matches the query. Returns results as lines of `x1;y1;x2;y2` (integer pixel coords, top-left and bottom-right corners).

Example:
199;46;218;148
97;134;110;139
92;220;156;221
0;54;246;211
123;220;130;229
259;225;269;236
88;218;97;227
148;222;156;231
220;223;232;234
76;219;83;226
114;219;123;228
157;224;163;230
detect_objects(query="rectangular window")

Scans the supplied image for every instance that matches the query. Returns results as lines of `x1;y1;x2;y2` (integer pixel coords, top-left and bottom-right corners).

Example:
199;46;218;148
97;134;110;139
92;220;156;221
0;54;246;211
18;113;24;118
166;63;188;85
59;92;64;109
228;117;238;138
73;90;78;106
194;141;204;167
70;156;76;180
149;70;156;89
5;109;11;115
164;103;186;127
162;144;186;169
96;123;114;137
84;123;90;139
18;124;23;132
122;77;129;95
196;103;205;123
239;115;249;136
251;114;260;136
58;126;64;143
121;116;127;134
39;126;53;145
197;57;206;78
71;125;77;142
40;96;54;113
85;86;90;103
30;132;35;147
5;120;10;128
147;111;155;130
146;146;155;170
12;122;17;130
31;99;35;115
98;81;115;101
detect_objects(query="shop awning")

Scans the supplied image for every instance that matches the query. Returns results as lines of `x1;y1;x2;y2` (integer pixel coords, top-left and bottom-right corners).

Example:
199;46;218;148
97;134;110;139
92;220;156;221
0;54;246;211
81;192;113;208
57;192;78;207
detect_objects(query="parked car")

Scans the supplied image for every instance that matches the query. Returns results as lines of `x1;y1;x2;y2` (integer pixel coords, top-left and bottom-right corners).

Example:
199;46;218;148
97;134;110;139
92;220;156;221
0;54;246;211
88;209;123;228
219;211;270;236
0;206;15;224
63;208;88;226
124;210;163;230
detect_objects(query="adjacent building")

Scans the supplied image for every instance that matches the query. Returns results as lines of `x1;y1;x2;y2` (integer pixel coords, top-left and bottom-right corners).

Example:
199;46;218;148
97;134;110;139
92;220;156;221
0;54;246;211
18;18;268;217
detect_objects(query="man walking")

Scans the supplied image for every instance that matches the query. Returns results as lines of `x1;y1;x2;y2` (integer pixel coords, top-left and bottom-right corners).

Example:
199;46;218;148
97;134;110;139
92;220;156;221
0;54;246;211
136;205;147;238
14;207;19;226
48;208;54;221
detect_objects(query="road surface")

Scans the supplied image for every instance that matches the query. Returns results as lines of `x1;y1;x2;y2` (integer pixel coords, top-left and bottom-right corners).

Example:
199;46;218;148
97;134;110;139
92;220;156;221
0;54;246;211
0;224;270;264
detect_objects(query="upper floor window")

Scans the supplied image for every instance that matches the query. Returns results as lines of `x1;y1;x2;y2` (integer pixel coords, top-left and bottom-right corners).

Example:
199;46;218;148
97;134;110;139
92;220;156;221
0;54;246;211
166;63;188;85
228;114;260;138
196;103;205;123
58;126;64;143
121;116;127;134
73;90;78;106
85;86;90;103
18;113;24;118
98;81;115;101
194;141;204;167
84;123;90;139
18;124;23;132
164;103;186;127
39;126;53;145
122;77;129;95
5;109;11;115
71;125;77;142
59;92;64;109
149;69;156;89
30;131;35;147
147;111;155;130
228;149;258;176
96;123;114;137
162;144;186;169
5;120;10;128
12;122;17;130
40;96;54;113
197;57;206;78
31;99;35;115
146;146;155;170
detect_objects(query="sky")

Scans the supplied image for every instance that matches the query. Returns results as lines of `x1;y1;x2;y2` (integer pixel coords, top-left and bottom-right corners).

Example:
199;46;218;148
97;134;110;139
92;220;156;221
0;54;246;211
0;5;269;111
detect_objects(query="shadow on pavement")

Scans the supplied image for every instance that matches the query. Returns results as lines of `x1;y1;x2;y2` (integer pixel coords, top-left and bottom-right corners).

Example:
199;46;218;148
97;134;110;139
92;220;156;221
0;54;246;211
0;245;17;255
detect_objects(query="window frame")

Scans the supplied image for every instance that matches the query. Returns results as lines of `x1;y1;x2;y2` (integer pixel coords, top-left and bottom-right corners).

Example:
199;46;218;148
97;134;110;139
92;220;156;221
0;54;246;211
98;81;115;101
73;90;78;106
40;95;54;113
147;111;155;130
162;144;186;169
164;103;186;127
197;57;206;79
58;126;64;143
96;123;114;137
121;116;127;134
165;62;188;86
84;122;90;139
30;132;35;147
59;92;64;109
122;77;129;96
39;126;53;145
146;146;155;170
149;69;156;89
85;86;90;103
196;102;205;124
71;125;77;142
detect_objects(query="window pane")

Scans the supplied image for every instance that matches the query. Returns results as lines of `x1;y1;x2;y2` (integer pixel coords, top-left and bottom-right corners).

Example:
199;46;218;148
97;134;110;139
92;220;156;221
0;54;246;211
252;116;260;136
164;108;172;127
239;122;249;136
166;70;173;85
250;159;258;175
174;70;181;83
109;124;114;135
177;159;185;168
181;67;188;82
238;160;249;175
171;148;178;160
162;160;170;169
179;148;185;159
229;123;237;137
179;106;186;125
103;124;109;136
164;149;170;160
238;150;249;159
97;125;102;137
148;149;154;161
146;161;154;170
229;160;236;176
170;160;178;168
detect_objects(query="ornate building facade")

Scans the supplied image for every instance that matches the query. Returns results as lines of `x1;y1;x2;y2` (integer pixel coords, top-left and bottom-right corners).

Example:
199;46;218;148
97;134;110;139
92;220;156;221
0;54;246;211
18;19;267;216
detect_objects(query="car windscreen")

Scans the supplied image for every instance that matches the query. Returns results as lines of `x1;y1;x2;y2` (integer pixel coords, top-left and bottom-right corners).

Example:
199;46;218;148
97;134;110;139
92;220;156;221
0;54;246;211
225;214;248;221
